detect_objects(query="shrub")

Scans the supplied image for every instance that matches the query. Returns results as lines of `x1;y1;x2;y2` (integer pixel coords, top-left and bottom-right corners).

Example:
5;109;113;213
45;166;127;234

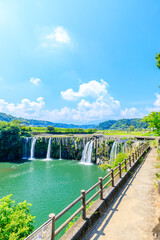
0;195;35;240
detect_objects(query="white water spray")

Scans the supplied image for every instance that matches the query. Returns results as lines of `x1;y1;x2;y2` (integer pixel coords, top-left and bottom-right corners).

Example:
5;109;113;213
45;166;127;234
81;141;93;165
29;137;37;160
46;138;52;160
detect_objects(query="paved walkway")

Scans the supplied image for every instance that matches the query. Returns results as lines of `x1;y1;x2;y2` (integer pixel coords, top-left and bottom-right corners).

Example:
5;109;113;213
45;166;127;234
82;148;158;240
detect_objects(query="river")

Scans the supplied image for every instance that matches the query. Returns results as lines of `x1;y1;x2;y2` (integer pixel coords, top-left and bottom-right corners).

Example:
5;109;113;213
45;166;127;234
0;159;106;238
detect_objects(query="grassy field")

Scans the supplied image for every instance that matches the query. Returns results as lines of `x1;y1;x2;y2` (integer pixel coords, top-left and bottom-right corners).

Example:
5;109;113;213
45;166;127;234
97;130;156;137
30;127;96;134
29;126;158;137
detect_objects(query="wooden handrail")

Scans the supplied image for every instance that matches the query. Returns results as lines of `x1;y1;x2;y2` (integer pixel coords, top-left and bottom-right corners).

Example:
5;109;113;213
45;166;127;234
55;207;82;236
25;142;149;240
86;181;99;194
102;172;111;181
55;195;82;221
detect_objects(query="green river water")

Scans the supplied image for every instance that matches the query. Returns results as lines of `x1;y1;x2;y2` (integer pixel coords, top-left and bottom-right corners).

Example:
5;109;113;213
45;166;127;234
0;159;106;238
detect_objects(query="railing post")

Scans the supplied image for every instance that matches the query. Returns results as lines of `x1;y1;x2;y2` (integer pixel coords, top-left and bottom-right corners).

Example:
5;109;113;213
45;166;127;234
111;169;114;187
132;153;134;163
118;163;121;178
135;151;137;161
124;158;127;171
129;155;131;167
49;213;55;240
99;177;103;200
81;190;86;220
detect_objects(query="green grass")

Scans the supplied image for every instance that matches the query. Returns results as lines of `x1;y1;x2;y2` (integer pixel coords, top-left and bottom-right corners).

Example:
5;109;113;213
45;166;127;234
97;130;155;137
30;127;96;134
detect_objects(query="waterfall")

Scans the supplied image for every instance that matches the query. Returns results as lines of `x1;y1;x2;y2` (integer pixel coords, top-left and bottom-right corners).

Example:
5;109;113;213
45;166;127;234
86;141;94;164
59;139;62;160
80;141;93;165
81;141;90;163
29;137;37;160
110;140;129;163
46;138;52;160
110;141;118;162
22;137;28;159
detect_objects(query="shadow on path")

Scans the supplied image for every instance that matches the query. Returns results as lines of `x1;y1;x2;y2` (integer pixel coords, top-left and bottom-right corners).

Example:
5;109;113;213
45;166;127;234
82;150;150;240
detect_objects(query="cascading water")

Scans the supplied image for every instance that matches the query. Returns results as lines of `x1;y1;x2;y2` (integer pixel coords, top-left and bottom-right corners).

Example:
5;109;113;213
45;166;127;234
59;139;62;160
81;141;90;163
46;138;52;160
22;137;28;159
80;141;93;165
110;140;130;163
86;141;94;164
29;137;37;160
110;141;118;162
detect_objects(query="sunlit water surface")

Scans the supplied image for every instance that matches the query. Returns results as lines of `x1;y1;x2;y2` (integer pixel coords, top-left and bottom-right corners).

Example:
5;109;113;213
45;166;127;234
0;159;106;233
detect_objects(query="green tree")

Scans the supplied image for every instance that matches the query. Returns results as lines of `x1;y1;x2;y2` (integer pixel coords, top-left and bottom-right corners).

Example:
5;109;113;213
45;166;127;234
47;125;55;133
143;112;160;135
0;195;35;240
130;125;135;131
155;53;160;69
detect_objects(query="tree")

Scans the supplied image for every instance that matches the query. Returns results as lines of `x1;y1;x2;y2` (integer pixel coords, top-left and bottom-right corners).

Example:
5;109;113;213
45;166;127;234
47;125;55;133
143;112;160;135
130;125;135;131
155;53;160;69
0;195;35;240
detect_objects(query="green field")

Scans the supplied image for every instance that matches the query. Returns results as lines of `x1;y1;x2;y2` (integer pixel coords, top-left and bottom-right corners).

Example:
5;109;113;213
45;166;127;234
97;130;156;137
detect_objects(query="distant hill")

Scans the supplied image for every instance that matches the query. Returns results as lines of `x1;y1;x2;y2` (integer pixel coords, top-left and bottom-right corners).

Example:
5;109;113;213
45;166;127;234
0;112;149;130
0;112;97;129
97;118;149;130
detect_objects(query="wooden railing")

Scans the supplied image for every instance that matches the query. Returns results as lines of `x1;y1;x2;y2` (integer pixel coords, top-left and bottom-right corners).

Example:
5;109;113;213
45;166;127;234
25;142;149;240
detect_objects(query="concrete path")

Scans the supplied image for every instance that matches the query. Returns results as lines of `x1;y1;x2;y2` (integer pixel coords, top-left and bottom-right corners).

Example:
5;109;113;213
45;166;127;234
82;148;158;240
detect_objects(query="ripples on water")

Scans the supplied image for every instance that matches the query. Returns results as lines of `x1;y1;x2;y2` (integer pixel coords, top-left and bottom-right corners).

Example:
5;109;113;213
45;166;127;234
0;159;106;230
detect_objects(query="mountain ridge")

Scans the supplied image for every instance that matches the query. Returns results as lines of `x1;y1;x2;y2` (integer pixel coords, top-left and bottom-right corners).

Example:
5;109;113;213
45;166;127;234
0;112;149;130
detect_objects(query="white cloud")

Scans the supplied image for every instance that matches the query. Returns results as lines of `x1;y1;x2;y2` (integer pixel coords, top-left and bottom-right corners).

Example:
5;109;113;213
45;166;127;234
30;77;41;86
154;93;160;107
0;97;45;118
61;79;108;100
121;108;138;119
41;26;71;48
146;93;160;112
0;79;143;124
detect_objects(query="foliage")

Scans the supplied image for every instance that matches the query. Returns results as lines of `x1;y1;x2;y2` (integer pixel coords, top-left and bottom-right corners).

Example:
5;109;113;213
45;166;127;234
98;118;149;130
97;142;110;162
98;163;111;171
47;125;55;133
99;152;128;171
0;195;35;240
111;152;128;169
0;122;22;161
155;53;160;69
143;112;160;135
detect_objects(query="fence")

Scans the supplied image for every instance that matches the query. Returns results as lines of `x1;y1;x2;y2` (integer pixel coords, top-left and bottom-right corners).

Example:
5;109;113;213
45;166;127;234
25;142;149;240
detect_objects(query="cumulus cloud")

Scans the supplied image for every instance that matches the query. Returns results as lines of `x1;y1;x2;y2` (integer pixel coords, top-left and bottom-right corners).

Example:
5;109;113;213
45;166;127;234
154;93;160;107
41;26;71;48
146;93;160;112
0;79;142;123
61;79;107;100
30;77;41;86
0;97;45;118
121;107;139;118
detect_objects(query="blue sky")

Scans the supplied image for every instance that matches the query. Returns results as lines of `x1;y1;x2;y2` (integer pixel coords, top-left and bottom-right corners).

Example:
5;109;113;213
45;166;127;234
0;0;160;124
